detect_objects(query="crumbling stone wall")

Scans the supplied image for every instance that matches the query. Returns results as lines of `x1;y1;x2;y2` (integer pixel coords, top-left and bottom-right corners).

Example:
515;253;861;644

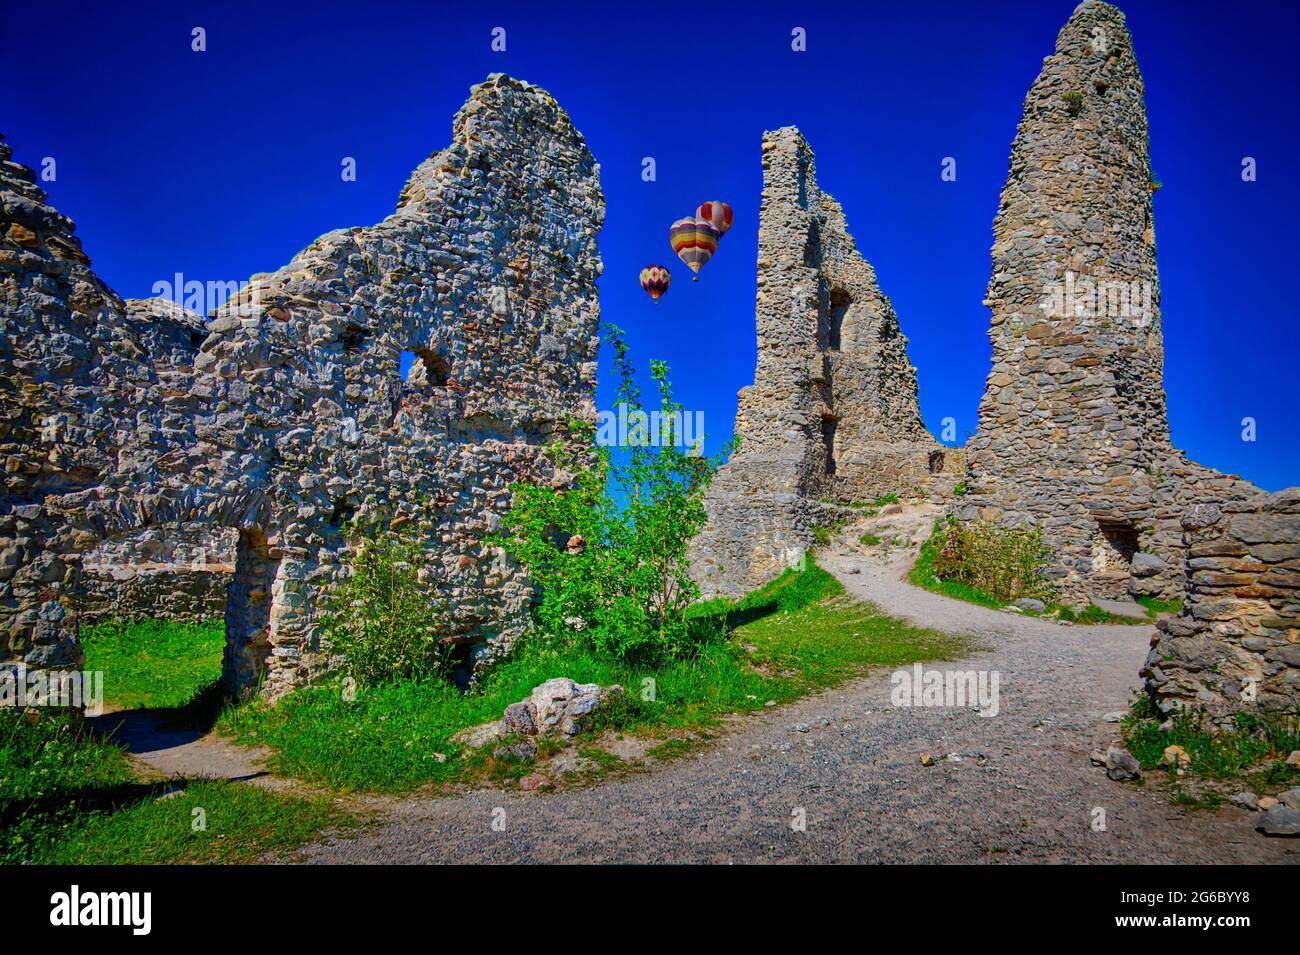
957;0;1262;606
0;130;214;670
1;73;604;698
1143;491;1300;720
691;128;954;597
71;298;236;624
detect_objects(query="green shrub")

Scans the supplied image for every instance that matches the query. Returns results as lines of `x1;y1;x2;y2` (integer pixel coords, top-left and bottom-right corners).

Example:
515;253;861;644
924;517;1053;604
323;523;451;686
1063;90;1084;115
491;324;734;665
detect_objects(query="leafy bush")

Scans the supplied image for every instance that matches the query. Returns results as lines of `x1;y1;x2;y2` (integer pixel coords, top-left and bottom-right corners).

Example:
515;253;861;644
323;523;451;686
1063;90;1084;115
923;517;1053;604
491;324;733;664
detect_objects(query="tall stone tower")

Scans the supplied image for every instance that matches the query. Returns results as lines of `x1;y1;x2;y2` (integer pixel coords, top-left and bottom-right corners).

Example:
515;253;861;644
960;0;1258;603
691;128;953;597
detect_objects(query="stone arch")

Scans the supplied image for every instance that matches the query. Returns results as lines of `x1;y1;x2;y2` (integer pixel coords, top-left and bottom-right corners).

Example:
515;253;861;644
7;485;281;701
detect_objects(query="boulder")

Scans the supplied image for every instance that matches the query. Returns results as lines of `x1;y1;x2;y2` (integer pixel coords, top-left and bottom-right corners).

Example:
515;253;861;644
1129;552;1166;578
502;677;624;739
452;719;504;748
493;739;538;763
1229;791;1259;810
1256;805;1300;837
1105;745;1141;781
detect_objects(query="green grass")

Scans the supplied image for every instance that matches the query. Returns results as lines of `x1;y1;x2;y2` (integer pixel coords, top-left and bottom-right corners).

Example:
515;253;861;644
1054;604;1146;625
843;493;899;514
1122;697;1300;795
1;709;347;863
812;518;850;547
5;619;346;863
33;780;350;864
1136;594;1183;617
83;618;225;710
911;525;1178;625
910;529;1003;610
217;560;968;793
2;710;135;860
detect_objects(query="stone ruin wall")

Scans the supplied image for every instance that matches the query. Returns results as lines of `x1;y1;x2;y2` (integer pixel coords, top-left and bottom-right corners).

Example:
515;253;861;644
957;1;1263;608
71;299;237;624
79;523;236;624
1144;491;1300;720
4;8;1294;724
0;73;604;698
691;128;957;597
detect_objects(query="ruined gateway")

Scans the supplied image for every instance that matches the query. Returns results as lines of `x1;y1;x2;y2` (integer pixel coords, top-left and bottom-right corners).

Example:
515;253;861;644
1;3;1295;719
1;74;603;698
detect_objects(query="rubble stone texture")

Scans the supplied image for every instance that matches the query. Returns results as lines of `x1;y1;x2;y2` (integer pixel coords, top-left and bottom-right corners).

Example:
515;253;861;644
80;523;236;624
957;0;1261;605
1143;491;1300;719
691;128;956;597
0;74;604;698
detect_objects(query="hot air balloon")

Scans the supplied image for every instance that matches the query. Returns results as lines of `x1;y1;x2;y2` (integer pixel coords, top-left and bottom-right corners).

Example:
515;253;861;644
696;201;733;238
639;265;672;303
669;216;719;281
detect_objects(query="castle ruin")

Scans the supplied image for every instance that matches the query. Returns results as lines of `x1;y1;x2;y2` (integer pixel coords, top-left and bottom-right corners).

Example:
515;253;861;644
956;1;1263;607
2;6;1294;723
690;128;958;597
0;74;603;698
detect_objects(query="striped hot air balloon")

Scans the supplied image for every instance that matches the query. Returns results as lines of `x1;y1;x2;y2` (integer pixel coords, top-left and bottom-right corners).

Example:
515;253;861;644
669;216;720;281
696;201;733;237
639;265;672;303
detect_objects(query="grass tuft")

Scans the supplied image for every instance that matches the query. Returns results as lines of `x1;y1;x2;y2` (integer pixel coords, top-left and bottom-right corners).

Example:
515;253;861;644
1122;697;1300;795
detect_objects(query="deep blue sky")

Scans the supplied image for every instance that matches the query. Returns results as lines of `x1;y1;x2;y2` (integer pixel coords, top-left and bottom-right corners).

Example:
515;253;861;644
5;0;1297;490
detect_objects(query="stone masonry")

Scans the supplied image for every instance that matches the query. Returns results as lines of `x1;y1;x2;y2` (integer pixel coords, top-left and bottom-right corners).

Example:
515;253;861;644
1143;491;1300;719
0;74;604;698
691;128;957;597
79;523;236;624
73;298;236;625
957;0;1262;607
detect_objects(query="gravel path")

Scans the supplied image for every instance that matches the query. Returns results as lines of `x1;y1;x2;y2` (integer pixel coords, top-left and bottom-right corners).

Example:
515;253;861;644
294;530;1298;864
